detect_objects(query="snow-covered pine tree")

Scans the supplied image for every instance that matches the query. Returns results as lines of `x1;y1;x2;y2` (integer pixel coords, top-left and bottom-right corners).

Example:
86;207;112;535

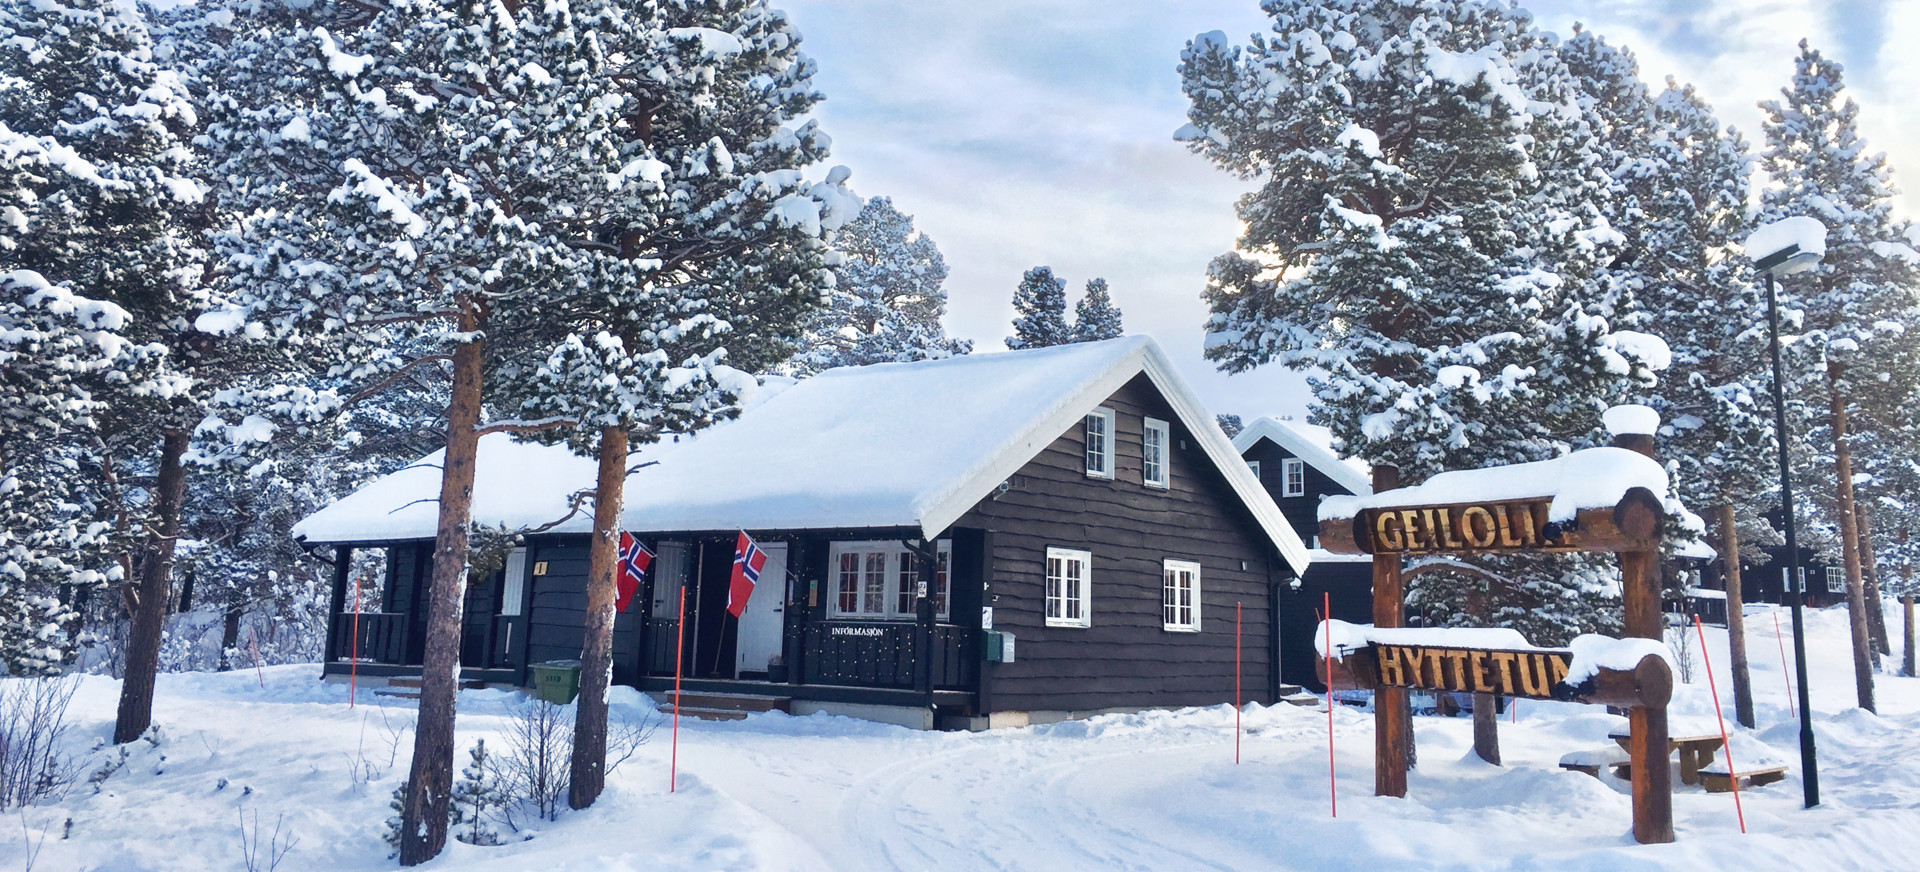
1179;2;1670;643
1072;278;1124;342
789;196;969;373
0;270;141;674
1618;76;1777;726
1215;414;1243;438
471;0;855;812
451;739;503;846
1005;266;1071;350
0;0;279;732
201;2;597;860
1757;40;1920;713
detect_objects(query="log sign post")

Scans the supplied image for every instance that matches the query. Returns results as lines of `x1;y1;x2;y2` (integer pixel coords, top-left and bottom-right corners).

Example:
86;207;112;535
1316;407;1677;845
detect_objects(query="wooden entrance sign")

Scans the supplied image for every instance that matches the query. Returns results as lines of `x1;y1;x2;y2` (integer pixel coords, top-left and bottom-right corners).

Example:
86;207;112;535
1314;425;1676;845
1322;642;1673;710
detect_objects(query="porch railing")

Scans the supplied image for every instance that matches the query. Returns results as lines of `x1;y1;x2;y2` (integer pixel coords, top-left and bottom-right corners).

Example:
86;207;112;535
331;612;411;665
802;622;976;690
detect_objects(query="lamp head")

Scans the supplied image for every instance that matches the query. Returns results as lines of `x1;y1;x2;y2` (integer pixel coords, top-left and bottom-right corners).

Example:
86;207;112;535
1754;245;1823;277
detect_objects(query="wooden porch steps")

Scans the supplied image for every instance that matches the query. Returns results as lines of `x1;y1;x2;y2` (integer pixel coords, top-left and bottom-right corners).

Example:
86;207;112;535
656;691;792;722
1278;684;1322;706
371;676;491;701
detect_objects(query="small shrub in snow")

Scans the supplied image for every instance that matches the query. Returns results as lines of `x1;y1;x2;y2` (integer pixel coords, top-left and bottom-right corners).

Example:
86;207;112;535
450;740;504;847
500;700;573;824
380;781;408;858
237;808;297;872
0;676;80;810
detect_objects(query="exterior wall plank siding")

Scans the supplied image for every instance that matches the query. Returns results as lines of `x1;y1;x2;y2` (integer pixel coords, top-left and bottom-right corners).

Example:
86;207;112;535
958;373;1281;714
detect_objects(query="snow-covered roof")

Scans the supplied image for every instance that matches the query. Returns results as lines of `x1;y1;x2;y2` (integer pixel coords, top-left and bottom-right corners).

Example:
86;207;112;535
1317;446;1669;524
295;336;1311;574
1231;417;1373;496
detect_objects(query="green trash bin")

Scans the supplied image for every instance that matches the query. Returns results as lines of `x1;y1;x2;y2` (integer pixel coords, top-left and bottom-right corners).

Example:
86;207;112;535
529;659;582;704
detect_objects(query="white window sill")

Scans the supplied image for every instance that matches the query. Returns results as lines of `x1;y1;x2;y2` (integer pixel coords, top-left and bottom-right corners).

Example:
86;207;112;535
1045;619;1092;629
1162;625;1201;634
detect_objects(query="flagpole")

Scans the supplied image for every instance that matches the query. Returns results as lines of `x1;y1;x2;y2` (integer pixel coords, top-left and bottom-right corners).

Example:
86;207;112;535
671;586;685;794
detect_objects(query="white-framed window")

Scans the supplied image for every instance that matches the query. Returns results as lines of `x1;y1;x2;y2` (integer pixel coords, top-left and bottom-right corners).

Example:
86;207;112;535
828;540;951;621
1045;547;1092;628
1282;458;1306;497
1142;417;1171;489
1827;566;1847;594
1163;559;1201;632
1084;407;1116;479
1246;459;1261;479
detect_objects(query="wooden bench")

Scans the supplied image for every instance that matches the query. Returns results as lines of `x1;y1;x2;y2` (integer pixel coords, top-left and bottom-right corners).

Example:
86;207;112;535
1559;746;1631;779
1609;727;1724;785
1699;752;1790;793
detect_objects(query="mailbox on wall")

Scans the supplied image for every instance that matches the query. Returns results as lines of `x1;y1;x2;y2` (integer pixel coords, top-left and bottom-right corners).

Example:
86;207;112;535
983;631;1016;663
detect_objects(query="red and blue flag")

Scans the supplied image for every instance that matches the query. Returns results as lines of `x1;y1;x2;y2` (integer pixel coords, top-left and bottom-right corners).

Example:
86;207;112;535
728;531;766;618
616;532;653;614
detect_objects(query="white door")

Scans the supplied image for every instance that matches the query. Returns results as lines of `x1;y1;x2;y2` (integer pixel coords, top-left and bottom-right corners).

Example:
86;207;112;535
735;542;787;676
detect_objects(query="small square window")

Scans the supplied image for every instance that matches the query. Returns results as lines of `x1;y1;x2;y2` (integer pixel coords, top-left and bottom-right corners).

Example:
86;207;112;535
1826;566;1847;594
1246;459;1261;479
1143;417;1170;489
1084;408;1116;480
1163;559;1201;632
1282;458;1306;497
1045;547;1092;628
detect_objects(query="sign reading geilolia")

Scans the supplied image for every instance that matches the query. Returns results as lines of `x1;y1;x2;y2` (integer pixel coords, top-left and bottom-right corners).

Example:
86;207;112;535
1312;405;1687;845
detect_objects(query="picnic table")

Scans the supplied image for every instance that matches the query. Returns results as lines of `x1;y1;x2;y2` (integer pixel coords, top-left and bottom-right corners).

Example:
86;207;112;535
1608;721;1724;785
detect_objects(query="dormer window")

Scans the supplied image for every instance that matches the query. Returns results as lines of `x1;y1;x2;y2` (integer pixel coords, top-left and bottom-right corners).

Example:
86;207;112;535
1142;417;1170;489
1282;458;1306;497
1085;407;1116;479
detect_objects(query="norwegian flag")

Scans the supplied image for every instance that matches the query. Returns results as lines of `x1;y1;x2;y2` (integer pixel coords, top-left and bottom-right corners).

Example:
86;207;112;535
727;531;767;618
616;532;653;614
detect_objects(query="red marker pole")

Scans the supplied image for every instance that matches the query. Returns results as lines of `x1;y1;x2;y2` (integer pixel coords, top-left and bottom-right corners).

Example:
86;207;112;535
351;576;360;706
1235;601;1243;765
249;626;265;688
1696;614;1748;833
1322;593;1336;818
671;586;686;794
1773;610;1797;718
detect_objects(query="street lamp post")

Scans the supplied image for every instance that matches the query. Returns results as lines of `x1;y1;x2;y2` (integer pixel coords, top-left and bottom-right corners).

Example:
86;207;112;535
1748;216;1825;809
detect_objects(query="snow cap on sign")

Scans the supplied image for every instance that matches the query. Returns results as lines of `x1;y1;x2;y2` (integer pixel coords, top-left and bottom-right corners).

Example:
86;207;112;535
1743;216;1827;261
1317;446;1669;524
1602;404;1660;437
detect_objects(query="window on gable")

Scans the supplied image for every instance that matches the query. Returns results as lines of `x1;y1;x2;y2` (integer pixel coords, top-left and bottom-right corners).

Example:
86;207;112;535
1282;458;1306;497
1246;459;1261;480
1143;417;1170;489
1163;559;1201;632
1045;547;1092;628
830;540;951;621
1827;566;1847;594
1084;408;1116;479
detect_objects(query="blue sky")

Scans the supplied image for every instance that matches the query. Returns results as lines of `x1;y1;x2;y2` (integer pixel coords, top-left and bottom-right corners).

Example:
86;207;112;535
779;0;1920;424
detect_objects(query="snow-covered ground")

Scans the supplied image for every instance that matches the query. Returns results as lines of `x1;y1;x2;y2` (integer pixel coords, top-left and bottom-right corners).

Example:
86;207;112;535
5;604;1918;871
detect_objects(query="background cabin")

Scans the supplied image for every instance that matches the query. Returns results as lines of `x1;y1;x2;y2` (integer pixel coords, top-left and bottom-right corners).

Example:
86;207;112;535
1233;417;1376;691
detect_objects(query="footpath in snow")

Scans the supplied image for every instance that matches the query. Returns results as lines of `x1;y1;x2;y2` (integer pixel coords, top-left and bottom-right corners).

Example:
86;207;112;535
2;605;1917;871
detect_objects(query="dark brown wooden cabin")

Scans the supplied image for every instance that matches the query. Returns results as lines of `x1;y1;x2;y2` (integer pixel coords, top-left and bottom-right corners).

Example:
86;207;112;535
302;337;1311;728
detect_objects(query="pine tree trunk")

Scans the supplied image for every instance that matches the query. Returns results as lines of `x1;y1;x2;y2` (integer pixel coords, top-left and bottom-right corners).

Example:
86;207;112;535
1826;367;1875;713
113;427;190;744
1853;502;1891;657
569;425;628;810
218;606;242;672
399;333;486;866
1717;504;1755;729
1904;591;1915;678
